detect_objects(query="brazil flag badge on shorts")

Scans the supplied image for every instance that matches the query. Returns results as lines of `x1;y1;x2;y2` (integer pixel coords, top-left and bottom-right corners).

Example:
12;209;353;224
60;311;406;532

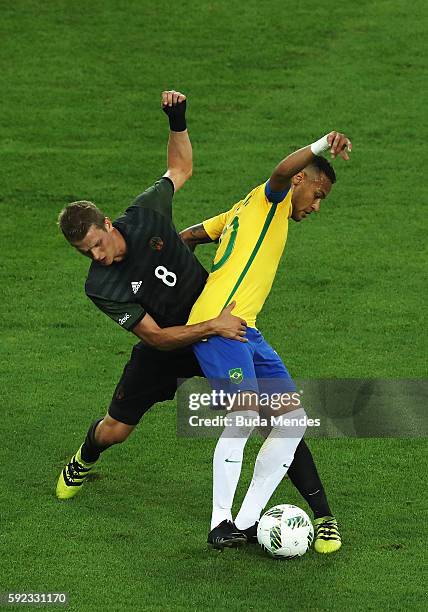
229;367;244;384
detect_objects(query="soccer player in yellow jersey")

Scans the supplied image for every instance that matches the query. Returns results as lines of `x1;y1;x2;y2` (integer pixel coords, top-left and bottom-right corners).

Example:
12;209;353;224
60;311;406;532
181;130;352;550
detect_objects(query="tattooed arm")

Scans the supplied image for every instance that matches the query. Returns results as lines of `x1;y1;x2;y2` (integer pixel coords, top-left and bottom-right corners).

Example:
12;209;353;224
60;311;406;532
179;223;214;252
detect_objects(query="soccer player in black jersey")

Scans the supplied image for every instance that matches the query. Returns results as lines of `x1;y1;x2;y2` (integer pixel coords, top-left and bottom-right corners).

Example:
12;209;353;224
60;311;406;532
56;90;247;499
56;91;339;556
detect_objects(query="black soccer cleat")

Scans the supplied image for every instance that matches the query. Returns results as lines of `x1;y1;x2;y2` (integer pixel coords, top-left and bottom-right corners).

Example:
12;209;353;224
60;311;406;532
207;520;248;550
237;522;259;544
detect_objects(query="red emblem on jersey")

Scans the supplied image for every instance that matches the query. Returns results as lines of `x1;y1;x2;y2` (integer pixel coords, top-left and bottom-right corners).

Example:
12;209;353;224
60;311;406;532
149;236;164;251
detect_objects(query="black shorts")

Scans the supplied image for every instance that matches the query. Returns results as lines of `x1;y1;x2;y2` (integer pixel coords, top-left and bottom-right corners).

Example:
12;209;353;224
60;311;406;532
108;342;204;426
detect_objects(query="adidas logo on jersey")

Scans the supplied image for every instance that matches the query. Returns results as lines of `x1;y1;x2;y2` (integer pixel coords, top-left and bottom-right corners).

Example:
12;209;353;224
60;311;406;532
118;313;131;326
131;281;142;294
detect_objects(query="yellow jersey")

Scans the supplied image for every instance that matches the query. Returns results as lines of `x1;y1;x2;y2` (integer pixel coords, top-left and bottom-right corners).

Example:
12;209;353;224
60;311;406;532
187;182;292;328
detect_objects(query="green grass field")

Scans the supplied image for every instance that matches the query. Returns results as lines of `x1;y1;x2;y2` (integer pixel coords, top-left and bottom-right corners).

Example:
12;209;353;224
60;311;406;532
1;1;426;610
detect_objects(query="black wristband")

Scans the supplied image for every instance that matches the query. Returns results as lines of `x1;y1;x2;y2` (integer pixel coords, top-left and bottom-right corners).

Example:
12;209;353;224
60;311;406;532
168;114;187;132
162;100;187;132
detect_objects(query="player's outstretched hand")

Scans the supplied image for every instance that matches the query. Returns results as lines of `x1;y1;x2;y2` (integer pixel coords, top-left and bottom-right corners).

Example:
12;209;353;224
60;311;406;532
161;90;186;108
327;131;352;160
161;90;187;131
213;301;248;343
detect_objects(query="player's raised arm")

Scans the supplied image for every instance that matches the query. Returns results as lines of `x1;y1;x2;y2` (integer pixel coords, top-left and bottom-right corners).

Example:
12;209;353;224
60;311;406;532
268;131;352;194
161;90;192;192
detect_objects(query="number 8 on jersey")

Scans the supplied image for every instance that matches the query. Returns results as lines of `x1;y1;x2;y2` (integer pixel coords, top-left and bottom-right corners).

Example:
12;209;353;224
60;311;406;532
155;265;177;287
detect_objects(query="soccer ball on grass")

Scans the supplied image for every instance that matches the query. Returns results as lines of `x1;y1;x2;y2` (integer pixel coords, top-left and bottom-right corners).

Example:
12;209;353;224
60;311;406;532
257;504;314;559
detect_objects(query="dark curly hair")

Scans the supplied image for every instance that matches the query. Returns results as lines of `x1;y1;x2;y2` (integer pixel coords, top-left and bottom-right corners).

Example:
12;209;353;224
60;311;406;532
307;155;336;184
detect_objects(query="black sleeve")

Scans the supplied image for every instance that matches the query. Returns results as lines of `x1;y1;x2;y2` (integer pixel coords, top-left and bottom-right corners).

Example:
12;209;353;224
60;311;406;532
131;177;174;220
88;295;146;331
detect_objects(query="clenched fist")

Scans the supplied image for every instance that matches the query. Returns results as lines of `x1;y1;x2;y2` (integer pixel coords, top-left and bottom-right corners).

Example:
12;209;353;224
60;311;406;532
161;90;187;132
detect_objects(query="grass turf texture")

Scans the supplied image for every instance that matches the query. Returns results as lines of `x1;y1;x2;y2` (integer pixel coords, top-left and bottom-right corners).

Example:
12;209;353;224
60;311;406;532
1;0;426;610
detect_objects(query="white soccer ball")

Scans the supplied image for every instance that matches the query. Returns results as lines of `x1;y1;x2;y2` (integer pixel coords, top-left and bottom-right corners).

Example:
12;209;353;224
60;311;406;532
257;504;314;559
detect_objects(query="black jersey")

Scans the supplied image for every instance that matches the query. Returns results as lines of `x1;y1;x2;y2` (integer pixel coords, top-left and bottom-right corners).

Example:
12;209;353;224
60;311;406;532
85;177;208;331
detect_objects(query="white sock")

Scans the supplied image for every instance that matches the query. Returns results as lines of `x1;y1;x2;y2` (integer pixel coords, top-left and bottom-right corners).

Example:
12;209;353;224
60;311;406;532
211;410;258;530
234;408;307;530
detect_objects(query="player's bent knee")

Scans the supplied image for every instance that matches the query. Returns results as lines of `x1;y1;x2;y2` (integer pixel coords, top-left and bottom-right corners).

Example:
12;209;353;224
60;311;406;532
230;391;259;413
270;407;308;438
96;416;135;446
